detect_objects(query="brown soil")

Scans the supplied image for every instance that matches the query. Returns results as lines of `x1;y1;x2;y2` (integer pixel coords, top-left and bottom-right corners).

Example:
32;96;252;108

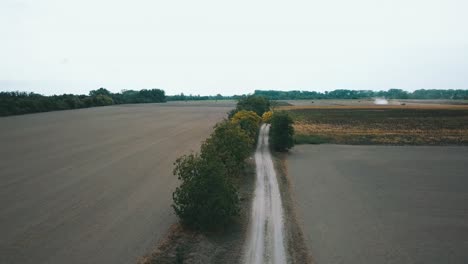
272;152;313;264
287;145;468;264
0;103;232;264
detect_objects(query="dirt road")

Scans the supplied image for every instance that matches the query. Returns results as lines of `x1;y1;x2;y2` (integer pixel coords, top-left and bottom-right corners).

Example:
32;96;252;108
244;124;287;264
0;103;232;264
288;145;468;264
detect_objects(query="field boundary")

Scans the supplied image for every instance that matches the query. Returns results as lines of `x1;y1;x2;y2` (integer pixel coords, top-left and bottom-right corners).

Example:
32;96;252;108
272;151;313;264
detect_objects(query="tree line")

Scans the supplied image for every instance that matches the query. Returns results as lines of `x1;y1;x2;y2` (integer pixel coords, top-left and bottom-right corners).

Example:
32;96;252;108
254;89;468;100
172;96;294;231
0;88;166;116
166;93;233;101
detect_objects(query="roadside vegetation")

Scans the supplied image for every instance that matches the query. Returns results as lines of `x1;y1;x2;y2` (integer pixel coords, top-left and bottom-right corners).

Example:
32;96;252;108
200;121;253;178
228;95;270;118
231;110;262;143
171;96;267;231
270;111;295;152
288;106;468;145
142;95;292;263
0;88;166;116
262;110;273;123
170;95;296;232
172;153;240;230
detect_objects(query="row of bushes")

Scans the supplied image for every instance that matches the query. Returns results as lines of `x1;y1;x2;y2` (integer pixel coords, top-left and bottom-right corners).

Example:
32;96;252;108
171;96;294;230
0;88;166;116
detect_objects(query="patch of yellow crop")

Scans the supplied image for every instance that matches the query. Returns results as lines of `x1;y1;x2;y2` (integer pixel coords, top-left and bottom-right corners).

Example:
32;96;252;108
293;122;468;145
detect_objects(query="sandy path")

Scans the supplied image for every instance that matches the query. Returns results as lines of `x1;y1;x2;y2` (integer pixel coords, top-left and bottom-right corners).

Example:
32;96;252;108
0;103;232;264
244;124;287;264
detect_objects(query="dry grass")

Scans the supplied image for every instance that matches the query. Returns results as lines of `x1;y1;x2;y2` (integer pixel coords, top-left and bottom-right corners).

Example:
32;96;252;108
287;106;468;145
279;104;468;111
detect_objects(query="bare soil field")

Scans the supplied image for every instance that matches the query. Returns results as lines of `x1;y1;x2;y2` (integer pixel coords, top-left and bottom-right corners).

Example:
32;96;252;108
287;144;468;264
0;103;232;264
284;105;468;145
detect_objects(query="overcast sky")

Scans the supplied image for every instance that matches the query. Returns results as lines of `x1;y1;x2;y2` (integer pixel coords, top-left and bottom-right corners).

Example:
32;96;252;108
1;0;467;95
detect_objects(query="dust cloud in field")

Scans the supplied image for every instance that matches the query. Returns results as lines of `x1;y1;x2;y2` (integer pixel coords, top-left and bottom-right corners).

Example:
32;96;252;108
374;98;389;105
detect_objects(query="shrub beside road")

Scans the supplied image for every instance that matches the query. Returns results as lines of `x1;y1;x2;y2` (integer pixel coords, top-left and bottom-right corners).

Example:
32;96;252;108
171;96;265;231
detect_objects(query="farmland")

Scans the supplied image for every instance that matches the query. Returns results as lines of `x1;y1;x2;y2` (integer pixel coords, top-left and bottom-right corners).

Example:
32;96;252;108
287;145;468;264
0;102;233;264
283;104;468;145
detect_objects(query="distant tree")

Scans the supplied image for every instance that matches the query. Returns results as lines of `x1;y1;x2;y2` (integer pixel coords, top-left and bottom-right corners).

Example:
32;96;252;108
89;88;112;97
235;95;270;116
93;94;114;106
0;88;167;116
137;89;166;103
386;89;409;99
270;111;294;152
172;153;239;230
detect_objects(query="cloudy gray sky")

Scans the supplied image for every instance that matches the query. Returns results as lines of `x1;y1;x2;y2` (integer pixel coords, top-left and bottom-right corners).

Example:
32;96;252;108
1;0;467;95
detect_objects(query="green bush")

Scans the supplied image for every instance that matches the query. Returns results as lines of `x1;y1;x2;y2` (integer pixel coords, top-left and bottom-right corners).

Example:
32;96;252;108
201;121;252;177
270;111;295;152
172;153;239;230
229;95;270;118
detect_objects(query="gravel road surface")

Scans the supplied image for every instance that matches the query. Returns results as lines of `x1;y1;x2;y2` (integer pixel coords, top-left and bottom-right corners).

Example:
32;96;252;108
244;124;287;264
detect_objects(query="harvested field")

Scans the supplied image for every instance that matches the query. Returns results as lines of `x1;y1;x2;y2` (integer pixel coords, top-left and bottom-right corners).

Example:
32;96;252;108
279;99;468;107
279;99;380;106
288;144;468;264
0;102;232;264
285;105;468;145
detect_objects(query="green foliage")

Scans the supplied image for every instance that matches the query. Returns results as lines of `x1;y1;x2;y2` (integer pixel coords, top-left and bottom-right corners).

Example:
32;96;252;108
201;121;252;177
262;111;273;123
89;87;112;97
171;113;258;232
231;110;261;143
0;88;166;116
112;89;166;104
172;153;239;230
270;111;295;152
93;94;114;106
234;95;270;116
228;95;271;118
